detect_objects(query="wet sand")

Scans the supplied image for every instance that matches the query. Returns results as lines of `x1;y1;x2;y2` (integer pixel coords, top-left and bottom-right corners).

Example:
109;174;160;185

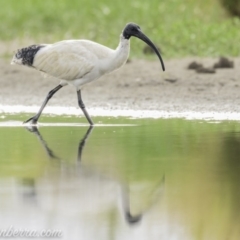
1;57;240;120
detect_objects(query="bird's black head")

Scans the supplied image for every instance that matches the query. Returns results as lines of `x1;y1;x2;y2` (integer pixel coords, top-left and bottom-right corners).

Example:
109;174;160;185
123;23;141;39
122;22;165;71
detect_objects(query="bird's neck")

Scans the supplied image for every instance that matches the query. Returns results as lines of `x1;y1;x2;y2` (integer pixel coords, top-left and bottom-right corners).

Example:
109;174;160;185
115;34;130;63
107;35;130;72
99;34;130;75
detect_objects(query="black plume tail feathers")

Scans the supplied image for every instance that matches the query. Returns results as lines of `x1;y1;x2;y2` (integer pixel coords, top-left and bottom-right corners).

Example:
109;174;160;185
11;44;45;66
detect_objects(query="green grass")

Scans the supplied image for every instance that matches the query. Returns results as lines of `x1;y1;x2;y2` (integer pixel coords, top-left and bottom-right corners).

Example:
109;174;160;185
0;0;240;58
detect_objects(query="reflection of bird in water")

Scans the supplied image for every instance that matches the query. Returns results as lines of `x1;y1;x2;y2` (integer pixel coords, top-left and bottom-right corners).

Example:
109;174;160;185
26;125;60;159
20;178;37;199
26;125;93;161
24;126;165;225
122;176;165;225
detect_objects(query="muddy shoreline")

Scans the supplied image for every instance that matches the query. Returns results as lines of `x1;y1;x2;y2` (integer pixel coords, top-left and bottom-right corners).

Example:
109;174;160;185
1;57;240;119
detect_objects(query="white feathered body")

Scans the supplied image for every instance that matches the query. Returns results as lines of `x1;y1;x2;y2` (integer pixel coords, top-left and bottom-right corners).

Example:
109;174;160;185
11;35;130;89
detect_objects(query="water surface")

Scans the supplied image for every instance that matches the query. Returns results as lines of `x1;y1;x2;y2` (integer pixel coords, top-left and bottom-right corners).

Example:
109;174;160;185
0;114;239;240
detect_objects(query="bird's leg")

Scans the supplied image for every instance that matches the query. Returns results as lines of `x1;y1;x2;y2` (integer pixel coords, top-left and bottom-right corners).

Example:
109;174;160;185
77;126;94;162
24;126;59;159
77;90;94;126
24;84;63;124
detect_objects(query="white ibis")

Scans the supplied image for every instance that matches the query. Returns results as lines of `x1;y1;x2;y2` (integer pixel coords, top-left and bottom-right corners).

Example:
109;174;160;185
11;22;165;125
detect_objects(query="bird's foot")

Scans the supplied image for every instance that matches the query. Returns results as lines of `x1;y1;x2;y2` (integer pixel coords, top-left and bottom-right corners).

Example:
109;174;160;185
23;116;38;125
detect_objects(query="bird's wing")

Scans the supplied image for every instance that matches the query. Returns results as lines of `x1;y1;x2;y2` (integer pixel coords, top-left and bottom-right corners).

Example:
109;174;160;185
33;41;95;81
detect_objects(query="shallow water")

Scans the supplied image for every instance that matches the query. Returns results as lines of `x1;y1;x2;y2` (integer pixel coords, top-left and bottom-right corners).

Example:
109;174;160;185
0;114;240;240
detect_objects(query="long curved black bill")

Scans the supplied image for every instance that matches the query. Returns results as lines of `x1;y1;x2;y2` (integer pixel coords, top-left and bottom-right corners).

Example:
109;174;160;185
134;31;165;71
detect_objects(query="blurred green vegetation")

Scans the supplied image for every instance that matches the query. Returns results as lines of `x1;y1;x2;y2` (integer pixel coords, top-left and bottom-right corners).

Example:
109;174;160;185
0;0;240;58
220;0;240;17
